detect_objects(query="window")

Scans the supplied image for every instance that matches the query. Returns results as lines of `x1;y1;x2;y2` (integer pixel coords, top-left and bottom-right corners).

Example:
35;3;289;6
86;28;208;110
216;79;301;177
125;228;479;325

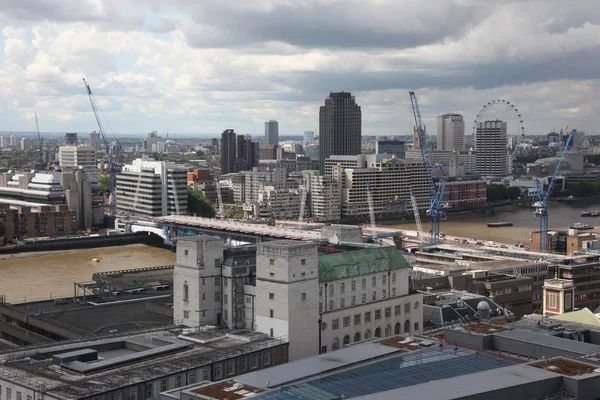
224;278;228;287
362;293;366;304
351;295;356;306
566;293;572;310
375;309;381;320
382;289;386;299
382;275;386;285
329;285;334;296
175;374;182;387
354;314;361;325
319;302;323;312
144;383;153;398
395;322;401;335
301;272;306;277
372;292;376;301
385;325;391;337
404;303;410;313
7;389;11;400
362;279;366;289
251;354;258;368
160;379;168;391
183;310;190;319
365;329;372;339
343;316;350;327
224;309;228;321
202;310;206;317
269;293;275;300
332;338;340;350
365;311;371;322
270;309;274;318
351;280;356;291
375;327;381;338
395;305;401;315
215;258;221;266
392;272;396;283
184;249;189;256
392;287;396;297
0;386;2;400
227;360;235;375
183;281;189;302
372;277;376;287
189;370;197;384
128;389;137;400
340;282;345;294
548;293;557;308
202;293;206;300
302;293;307;302
26;397;31;400
215;277;221;286
203;369;210;380
343;335;350;346
414;301;420;310
332;318;340;330
385;307;391;318
270;328;274;337
224;294;228;303
214;365;222;379
16;393;21;400
329;299;334;310
264;351;271;365
414;322;419;332
301;259;306;265
404;320;410;333
270;259;275;265
321;346;327;353
241;357;248;372
319;286;323;297
202;278;206;285
340;298;345;308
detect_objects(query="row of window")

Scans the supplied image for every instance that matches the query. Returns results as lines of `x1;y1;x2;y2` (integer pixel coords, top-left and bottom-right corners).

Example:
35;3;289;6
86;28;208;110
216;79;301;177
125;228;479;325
0;387;32;400
324;321;419;352
320;290;410;312
328;303;418;330
320;274;398;297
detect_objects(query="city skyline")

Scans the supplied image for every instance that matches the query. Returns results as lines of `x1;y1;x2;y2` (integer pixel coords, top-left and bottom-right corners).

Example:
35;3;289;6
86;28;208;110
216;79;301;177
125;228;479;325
0;1;599;135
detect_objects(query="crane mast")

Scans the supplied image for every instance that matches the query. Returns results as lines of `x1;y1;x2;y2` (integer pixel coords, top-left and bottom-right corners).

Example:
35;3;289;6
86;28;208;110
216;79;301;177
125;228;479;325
83;78;117;219
408;91;448;243
409;187;425;242
216;176;224;216
533;129;575;251
298;179;307;226
366;183;377;239
34;113;43;170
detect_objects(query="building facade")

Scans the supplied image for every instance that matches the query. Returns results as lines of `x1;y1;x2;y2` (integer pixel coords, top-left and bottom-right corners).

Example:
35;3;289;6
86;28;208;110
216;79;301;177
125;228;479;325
319;92;362;174
89;131;101;151
115;158;188;218
220;129;237;175
265;120;279;146
476;120;508;176
310;175;342;222
303;130;315;145
437;113;465;151
376;140;405;158
58;145;98;177
443;180;487;210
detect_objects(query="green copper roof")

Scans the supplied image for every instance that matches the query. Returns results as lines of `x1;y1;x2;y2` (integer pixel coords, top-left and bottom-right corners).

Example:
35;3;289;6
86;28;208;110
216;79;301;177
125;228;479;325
318;246;411;283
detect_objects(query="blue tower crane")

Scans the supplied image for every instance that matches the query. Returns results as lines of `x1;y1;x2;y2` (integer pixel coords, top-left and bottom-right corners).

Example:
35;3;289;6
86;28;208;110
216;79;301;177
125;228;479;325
533;129;575;251
83;79;119;219
409;91;448;243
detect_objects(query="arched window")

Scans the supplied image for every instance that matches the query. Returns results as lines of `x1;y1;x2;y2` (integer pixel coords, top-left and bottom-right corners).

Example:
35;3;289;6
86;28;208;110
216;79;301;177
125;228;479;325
404;320;410;334
354;332;361;342
343;335;350;347
395;322;401;335
375;327;381;338
365;329;372;340
414;301;420;310
332;337;340;351
385;325;391;337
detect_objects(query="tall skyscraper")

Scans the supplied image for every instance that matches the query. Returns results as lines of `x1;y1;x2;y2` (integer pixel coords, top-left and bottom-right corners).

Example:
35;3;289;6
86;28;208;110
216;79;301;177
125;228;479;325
9;135;17;147
89;131;101;151
234;135;258;172
221;129;237;175
437;114;465;151
475;120;508;176
265;120;279;145
0;136;8;148
319;92;361;174
303;130;315;145
20;138;30;151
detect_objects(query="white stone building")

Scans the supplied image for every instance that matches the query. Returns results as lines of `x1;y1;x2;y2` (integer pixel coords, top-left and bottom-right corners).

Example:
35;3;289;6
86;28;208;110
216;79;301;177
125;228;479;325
173;236;422;362
310;175;341;222
475;120;508;176
58;145;99;177
437;113;465;151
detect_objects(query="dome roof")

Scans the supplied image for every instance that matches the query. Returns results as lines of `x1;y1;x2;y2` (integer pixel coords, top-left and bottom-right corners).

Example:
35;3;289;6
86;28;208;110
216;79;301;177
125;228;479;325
477;301;490;310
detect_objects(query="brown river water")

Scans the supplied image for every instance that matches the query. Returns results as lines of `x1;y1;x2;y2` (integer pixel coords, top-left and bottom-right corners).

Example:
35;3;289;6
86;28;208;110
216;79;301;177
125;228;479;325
0;244;175;303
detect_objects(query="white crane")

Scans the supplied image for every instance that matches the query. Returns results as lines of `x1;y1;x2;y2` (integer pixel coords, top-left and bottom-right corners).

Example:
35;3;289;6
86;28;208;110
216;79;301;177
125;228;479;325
170;173;181;215
216;176;224;216
410;187;425;242
298;179;307;226
366;184;377;238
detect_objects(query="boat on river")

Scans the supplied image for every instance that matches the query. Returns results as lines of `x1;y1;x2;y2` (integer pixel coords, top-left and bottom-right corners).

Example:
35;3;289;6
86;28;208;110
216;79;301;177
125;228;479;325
487;221;514;228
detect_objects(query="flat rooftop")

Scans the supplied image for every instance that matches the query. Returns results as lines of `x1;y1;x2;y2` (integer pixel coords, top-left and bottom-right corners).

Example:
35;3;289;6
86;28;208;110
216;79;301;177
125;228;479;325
0;328;283;400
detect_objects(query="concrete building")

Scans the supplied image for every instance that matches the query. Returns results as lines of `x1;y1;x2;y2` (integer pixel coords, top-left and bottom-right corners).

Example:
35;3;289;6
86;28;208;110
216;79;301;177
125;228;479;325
310;175;342;222
437;113;465;151
265;120;279;146
220;129;237;175
89;131;101;151
19;138;29;151
319;92;362;174
234;135;258;172
375;139;405;159
173;237;422;362
259;144;279;160
475;120;508;176
58;145;99;177
0;136;7;148
304;144;319;160
115;158;188;218
303;130;315;145
9;135;17;147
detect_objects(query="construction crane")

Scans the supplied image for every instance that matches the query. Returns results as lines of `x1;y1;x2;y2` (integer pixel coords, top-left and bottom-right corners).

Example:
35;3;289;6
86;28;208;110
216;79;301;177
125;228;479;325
34;113;43;170
298;179;307;226
216;176;224;216
83;79;118;219
409;187;425;242
366;183;377;239
533;129;575;252
409;91;448;243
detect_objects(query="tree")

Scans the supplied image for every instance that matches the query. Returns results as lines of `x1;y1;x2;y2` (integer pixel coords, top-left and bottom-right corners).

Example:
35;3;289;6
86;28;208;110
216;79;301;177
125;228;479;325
98;176;110;193
506;186;521;200
0;218;5;238
487;185;503;203
187;187;216;218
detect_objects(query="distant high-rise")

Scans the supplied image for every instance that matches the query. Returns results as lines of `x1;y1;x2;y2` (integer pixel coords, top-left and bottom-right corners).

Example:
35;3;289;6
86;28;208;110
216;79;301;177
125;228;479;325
20;138;30;151
319;92;361;174
265;120;279;146
475;120;508;176
303;130;315;145
65;133;78;146
437;114;464;151
376;139;405;159
235;135;258;172
413;126;425;150
9;135;17;147
89;131;101;151
0;137;7;149
221;129;237;175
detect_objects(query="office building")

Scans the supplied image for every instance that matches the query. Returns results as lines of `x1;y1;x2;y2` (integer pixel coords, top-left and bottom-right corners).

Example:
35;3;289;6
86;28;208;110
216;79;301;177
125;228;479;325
375;139;405;158
310;175;342;222
319;92;362;174
437;113;465;151
303;130;315;145
9;135;17;147
58;145;99;177
89;131;101;151
475;120;508;176
115;158;188;218
0;136;7;148
65;132;78;145
220;129;237;175
234;135;258;172
19;138;29;151
259;144;279;160
174;236;422;361
265;120;279;145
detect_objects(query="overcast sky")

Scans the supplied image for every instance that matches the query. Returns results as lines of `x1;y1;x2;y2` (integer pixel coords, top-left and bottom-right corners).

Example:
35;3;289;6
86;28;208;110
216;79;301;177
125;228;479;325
0;0;599;136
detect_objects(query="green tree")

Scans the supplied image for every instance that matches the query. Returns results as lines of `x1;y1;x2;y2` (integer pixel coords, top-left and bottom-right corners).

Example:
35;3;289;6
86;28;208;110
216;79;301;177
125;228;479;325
487;185;503;202
506;186;521;200
187;187;216;218
0;218;5;238
98;176;110;193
